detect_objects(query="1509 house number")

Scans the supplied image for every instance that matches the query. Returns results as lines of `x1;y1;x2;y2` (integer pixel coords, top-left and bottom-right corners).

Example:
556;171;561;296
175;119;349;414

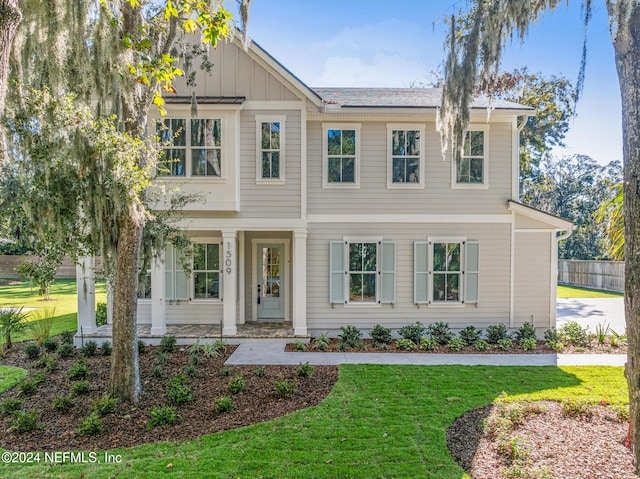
225;242;232;274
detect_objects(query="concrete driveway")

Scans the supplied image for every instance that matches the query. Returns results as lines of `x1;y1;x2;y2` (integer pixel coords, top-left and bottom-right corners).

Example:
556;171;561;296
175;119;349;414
557;298;625;335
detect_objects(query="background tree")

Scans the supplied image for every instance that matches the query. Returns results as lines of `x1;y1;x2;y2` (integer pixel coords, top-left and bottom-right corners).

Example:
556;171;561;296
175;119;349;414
523;154;621;259
597;182;625;260
1;0;251;403
440;0;640;467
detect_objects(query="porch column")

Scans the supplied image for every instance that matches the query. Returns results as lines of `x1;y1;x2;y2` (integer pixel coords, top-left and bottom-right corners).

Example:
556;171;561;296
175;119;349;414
222;229;237;335
150;252;167;335
76;256;97;335
292;229;308;336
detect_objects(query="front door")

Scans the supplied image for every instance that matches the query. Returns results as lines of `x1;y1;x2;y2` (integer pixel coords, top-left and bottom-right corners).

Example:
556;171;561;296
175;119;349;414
256;243;285;320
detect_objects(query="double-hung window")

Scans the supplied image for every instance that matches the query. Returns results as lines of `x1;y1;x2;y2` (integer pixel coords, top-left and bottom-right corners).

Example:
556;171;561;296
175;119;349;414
414;239;479;305
455;125;489;187
157;118;222;177
387;124;425;187
323;124;360;187
164;242;222;301
329;239;396;305
256;115;285;183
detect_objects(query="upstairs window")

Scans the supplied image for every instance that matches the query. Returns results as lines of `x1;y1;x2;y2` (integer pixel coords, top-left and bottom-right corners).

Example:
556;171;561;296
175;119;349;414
455;126;489;187
256;116;285;183
157;118;222;177
387;124;425;187
323;124;360;187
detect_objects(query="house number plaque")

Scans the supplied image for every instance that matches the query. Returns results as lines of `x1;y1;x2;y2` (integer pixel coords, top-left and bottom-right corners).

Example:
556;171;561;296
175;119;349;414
225;242;232;274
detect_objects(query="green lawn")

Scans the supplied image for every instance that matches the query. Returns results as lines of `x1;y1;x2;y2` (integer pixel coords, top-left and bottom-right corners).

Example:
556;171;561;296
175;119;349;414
558;284;623;298
0;365;626;479
0;278;107;341
0;366;26;392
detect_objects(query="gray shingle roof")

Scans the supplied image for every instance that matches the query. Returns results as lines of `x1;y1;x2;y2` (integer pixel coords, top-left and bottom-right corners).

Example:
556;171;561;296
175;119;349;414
312;87;532;110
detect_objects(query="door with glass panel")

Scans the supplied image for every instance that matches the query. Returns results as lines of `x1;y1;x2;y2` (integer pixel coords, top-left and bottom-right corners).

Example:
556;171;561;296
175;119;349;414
256;243;285;320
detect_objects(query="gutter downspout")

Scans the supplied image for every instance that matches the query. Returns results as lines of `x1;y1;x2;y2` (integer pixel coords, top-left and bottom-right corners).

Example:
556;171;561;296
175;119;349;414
551;228;574;329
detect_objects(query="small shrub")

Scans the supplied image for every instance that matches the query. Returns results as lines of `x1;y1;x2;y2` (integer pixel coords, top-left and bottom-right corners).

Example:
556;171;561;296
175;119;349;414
294;340;306;351
78;412;103;436
167;375;193;405
57;343;75;359
189;353;202;366
497;435;531;464
60;330;75;345
273;377;297;399
189;339;225;359
24;343;41;360
559;321;590;347
214;396;235;414
427;322;453;345
313;333;329;351
515;322;537;341
561;398;593;418
137;340;147;354
33;354;57;373
519;337;537;351
0;398;23;417
160;335;177;353
9;410;40;433
399;322;427;344
547;340;565;351
448;337;466;351
82;340;97;357
52;395;73;412
101;341;112;356
475;339;490;351
155;352;169;365
544;328;559;343
459;326;482;346
370;324;392;345
255;367;266;378
503;464;553;479
296;362;315;378
72;380;89;395
339;325;364;349
68;360;89;380
147;406;182;430
28;306;56;345
18;373;44;396
152;365;163;378
419;337;437;351
222;367;233;377
396;338;416;351
228;374;246;394
497;338;514;351
91;394;118;416
95;302;107;327
42;337;59;352
486;324;510;345
595;322;611;345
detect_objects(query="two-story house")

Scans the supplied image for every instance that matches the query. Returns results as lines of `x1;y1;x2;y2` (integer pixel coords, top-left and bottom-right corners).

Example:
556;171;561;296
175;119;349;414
75;35;572;343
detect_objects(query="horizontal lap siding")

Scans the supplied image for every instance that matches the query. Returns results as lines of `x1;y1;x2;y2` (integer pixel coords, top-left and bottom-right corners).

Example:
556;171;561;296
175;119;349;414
306;223;511;333
514;232;552;329
239;110;301;217
136;302;223;325
307;121;513;215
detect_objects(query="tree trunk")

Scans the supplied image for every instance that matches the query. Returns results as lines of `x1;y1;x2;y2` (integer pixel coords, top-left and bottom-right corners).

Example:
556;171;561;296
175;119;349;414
0;0;22;166
608;0;640;472
108;214;142;402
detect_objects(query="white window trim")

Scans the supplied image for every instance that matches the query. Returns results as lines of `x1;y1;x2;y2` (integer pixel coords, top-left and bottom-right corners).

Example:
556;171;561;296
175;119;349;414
255;115;286;185
322;123;361;189
427;236;466;307
387;123;426;189
191;239;224;302
452;124;490;190
344;236;382;306
155;113;230;182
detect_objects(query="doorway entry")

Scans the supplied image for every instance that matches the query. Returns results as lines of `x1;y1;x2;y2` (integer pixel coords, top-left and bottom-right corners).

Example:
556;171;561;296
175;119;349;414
253;240;289;322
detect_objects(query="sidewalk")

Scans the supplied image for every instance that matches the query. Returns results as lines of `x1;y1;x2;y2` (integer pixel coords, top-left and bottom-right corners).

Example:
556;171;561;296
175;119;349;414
225;339;627;367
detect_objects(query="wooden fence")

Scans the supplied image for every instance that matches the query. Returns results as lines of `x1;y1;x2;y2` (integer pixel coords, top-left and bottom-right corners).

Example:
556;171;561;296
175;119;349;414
0;255;104;280
558;260;625;293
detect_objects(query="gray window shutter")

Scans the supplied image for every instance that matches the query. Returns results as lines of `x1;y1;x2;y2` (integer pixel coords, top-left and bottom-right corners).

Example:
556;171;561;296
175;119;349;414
465;241;480;303
329;241;346;303
414;241;429;303
379;241;396;303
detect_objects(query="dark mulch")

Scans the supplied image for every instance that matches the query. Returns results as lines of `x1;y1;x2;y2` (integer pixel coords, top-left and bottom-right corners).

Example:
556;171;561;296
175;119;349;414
288;338;626;354
0;345;338;451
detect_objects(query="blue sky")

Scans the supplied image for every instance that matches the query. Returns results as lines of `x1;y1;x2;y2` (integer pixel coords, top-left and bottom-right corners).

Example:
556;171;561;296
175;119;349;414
240;0;622;166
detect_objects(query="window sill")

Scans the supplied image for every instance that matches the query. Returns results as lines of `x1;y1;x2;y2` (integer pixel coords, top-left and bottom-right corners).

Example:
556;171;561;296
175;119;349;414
428;302;466;308
256;179;286;186
343;302;382;308
451;183;489;190
159;177;228;183
386;183;424;189
322;183;361;189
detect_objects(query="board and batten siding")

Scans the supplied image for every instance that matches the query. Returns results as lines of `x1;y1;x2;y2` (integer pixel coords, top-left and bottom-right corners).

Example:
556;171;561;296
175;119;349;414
514;232;552;329
306;222;511;334
239;110;302;218
306;120;514;215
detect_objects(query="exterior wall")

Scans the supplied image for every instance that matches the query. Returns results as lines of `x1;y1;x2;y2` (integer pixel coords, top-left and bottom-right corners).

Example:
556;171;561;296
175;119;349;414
307;120;514;215
514;232;553;329
306;221;512;335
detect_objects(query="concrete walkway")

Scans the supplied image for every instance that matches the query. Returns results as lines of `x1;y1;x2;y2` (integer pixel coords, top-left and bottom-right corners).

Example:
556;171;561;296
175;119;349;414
225;339;627;367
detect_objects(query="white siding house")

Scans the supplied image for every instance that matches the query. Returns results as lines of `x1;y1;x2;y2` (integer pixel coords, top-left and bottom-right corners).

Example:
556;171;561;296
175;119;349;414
75;35;572;343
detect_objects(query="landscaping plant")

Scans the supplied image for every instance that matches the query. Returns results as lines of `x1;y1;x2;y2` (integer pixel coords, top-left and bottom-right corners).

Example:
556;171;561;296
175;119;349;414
0;307;27;353
427;322;453;345
459;325;482;346
370;324;393;345
147;406;182;430
399;322;427;344
486;324;510;345
339;325;364;349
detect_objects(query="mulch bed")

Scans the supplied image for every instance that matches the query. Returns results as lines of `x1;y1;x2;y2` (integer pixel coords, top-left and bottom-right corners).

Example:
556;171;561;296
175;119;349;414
0;345;338;451
448;401;635;479
286;338;627;354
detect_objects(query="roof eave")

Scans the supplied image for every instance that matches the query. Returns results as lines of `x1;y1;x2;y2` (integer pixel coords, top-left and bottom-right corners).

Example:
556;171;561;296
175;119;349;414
508;200;573;230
